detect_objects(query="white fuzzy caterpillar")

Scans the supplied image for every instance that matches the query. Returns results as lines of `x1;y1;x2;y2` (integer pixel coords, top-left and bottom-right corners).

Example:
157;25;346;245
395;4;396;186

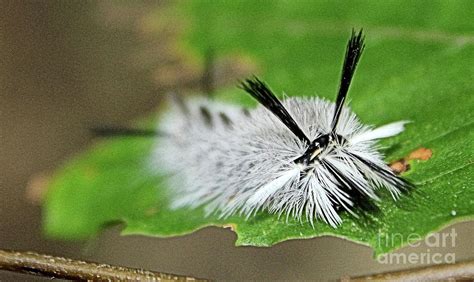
152;30;412;227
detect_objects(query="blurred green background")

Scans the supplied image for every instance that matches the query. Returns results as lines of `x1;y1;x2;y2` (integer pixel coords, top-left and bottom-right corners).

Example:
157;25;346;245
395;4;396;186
1;1;473;280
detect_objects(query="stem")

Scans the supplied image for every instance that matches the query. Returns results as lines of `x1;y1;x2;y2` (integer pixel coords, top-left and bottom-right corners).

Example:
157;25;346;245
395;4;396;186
344;260;474;281
0;249;208;281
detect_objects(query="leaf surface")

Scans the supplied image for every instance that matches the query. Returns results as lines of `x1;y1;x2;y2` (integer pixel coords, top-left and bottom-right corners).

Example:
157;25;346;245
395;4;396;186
44;1;474;255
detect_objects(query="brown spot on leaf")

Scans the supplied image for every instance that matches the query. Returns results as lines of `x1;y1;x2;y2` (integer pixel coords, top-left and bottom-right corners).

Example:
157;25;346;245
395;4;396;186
389;147;432;175
390;159;410;175
408;147;433;161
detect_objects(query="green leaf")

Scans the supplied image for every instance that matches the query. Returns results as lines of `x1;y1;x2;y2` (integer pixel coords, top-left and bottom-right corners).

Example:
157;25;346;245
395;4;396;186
44;1;474;256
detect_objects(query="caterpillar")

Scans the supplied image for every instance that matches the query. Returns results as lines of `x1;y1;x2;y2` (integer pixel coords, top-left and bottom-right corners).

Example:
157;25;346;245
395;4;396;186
101;29;413;227
151;29;413;227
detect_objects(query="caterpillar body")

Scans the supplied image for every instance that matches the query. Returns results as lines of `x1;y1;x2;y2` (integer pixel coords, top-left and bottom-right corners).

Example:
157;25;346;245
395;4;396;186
152;29;412;227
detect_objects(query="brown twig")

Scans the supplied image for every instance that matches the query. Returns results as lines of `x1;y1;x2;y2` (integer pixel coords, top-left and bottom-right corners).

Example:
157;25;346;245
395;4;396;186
343;259;474;281
0;249;208;281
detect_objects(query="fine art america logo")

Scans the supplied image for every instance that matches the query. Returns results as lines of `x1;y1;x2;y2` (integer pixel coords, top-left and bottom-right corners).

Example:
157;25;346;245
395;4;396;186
377;228;457;264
